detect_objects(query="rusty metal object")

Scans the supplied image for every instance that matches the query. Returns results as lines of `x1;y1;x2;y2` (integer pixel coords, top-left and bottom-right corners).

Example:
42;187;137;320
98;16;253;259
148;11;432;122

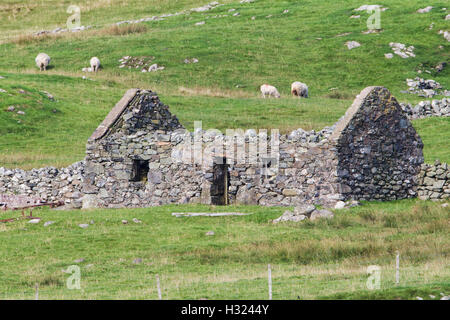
0;209;40;223
0;194;64;211
0;197;63;223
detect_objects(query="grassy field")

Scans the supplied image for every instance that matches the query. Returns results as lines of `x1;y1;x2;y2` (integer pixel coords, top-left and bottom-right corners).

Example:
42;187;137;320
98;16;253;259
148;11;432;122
0;199;448;299
0;0;449;300
0;0;449;168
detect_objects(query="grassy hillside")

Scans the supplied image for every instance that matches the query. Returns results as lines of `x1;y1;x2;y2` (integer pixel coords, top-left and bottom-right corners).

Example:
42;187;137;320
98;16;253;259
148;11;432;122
0;201;450;299
0;200;448;299
0;0;449;169
0;1;449;301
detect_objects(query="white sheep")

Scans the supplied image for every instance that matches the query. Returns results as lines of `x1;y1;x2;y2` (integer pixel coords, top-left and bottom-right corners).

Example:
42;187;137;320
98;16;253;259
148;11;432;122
90;57;101;72
291;81;309;98
35;53;51;71
260;84;281;98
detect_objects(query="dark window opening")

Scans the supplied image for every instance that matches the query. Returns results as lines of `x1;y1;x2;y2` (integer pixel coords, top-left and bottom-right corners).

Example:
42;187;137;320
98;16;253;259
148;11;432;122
211;158;230;205
131;160;149;182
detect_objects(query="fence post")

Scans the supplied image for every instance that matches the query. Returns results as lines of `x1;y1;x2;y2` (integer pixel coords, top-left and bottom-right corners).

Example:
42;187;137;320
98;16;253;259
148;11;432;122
395;251;400;285
35;283;39;300
268;264;272;300
156;274;162;300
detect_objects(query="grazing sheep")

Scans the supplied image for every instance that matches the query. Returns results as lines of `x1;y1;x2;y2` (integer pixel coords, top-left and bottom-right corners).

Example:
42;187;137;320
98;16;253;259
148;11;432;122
90;57;101;72
291;81;309;98
35;53;51;71
260;84;281;98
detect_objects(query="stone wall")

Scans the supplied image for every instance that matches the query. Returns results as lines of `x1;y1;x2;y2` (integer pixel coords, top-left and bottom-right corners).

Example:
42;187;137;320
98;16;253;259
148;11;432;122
332;86;424;201
417;160;450;200
82;88;344;208
1;86;443;210
400;97;450;119
0;161;84;208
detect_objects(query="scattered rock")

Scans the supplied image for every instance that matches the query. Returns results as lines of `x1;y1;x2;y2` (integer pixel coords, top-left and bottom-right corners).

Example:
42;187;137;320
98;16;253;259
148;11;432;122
384;53;394;59
435;62;447;73
294;204;316;215
273;205;335;223
17;111;25;115
42;91;55;101
0;88;6;93
118;56;155;72
195;21;206;26
403;77;446;98
310;209;334;221
442;203;449;208
438;30;450;42
79;224;89;229
132;218;142;223
28;219;40;224
346;41;361;50
44;221;55;227
416;296;423;300
350;15;360;19
121;219;128;224
184;58;199;64
389;42;415;58
74;258;85;263
6;106;15;112
417;6;433;14
191;2;221;13
354;5;388;12
148;63;165;72
205;231;215;236
132;258;143;264
334;201;346;209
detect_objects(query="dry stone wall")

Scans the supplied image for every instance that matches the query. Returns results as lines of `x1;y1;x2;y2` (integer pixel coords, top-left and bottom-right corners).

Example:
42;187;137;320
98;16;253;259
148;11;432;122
0;162;84;208
333;87;424;201
417;160;450;200
0;86;445;210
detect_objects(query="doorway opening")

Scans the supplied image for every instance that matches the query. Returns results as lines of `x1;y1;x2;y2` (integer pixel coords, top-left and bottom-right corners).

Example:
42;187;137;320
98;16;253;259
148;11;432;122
211;158;230;205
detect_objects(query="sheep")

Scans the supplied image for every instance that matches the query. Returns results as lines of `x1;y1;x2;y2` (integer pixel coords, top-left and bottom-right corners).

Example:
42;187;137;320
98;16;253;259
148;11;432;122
90;57;101;72
291;81;308;98
260;84;281;98
35;53;51;71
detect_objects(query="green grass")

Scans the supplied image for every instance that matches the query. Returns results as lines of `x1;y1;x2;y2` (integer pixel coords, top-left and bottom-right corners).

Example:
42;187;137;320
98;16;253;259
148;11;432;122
0;0;449;300
0;0;449;168
0;199;448;299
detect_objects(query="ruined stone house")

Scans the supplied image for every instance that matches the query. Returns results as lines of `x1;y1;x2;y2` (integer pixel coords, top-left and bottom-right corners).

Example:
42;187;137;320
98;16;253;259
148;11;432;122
80;86;424;208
